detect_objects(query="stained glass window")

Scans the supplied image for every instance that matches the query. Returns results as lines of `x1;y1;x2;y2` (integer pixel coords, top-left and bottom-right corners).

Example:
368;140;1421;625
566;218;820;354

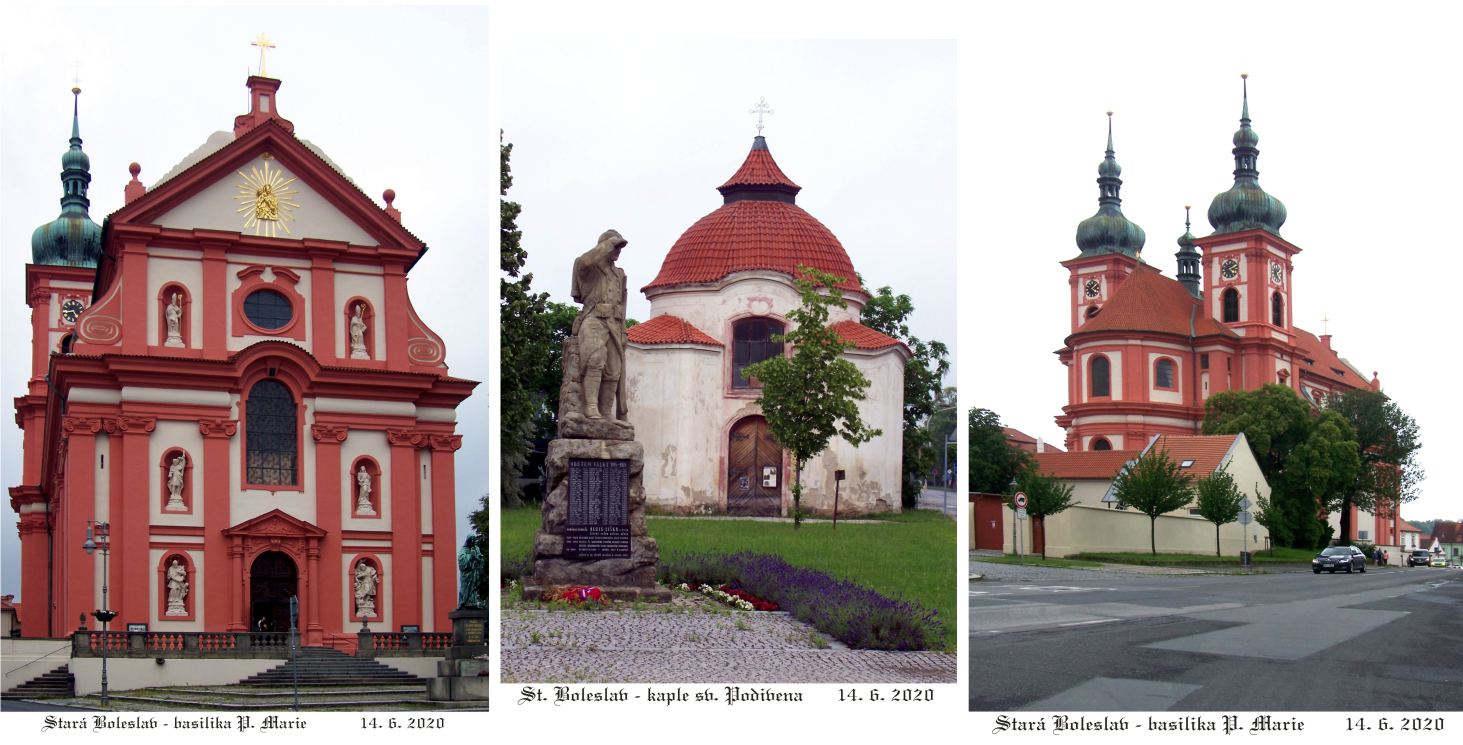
243;289;293;331
246;379;296;485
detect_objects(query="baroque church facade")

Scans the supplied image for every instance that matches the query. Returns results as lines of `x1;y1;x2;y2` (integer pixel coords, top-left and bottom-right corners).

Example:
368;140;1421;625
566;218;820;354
624;135;909;516
1053;77;1398;545
9;72;473;643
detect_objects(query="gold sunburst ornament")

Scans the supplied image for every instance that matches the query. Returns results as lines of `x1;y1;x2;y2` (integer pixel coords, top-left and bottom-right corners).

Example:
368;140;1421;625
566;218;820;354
234;160;300;237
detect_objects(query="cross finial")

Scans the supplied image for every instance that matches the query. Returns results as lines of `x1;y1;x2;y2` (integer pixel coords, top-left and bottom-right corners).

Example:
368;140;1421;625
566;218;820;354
749;97;774;136
252;33;276;77
1322;315;1330;335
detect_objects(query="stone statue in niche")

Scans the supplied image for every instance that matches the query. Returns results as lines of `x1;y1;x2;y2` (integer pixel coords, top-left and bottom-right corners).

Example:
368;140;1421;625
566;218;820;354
165;559;189;616
354;559;378;618
165;453;187;510
355;464;375;515
164;292;184;348
349;302;369;359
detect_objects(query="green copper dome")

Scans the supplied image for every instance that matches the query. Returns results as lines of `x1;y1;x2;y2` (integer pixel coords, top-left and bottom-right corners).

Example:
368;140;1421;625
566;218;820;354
1207;75;1286;235
1076;113;1145;258
32;88;102;268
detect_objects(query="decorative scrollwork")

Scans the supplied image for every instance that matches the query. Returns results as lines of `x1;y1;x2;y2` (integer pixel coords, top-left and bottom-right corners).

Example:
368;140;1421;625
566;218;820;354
198;419;239;439
310;424;349;442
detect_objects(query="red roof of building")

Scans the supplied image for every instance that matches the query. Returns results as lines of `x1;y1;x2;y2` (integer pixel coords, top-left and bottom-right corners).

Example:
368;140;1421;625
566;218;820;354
1147;434;1240;477
1033;448;1140;479
1074;264;1235;340
1432;521;1463;544
643;137;863;295
831;320;903;351
1399;521;1423;534
1292;326;1373;392
626;314;722;347
1002;427;1064;454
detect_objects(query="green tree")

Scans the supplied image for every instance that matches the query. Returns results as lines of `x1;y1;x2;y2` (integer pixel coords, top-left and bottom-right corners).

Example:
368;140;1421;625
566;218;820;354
968;407;1032;494
1111;448;1194;555
744;267;881;527
1326;389;1424;545
1011;468;1077;560
860;285;950;509
1193;469;1244;556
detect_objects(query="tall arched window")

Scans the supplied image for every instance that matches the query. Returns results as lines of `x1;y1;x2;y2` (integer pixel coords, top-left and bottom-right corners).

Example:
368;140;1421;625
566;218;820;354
1090;355;1111;397
246;379;297;485
732;317;784;389
1271;292;1284;327
1154;358;1176;390
1222;288;1240;323
1091;437;1113;451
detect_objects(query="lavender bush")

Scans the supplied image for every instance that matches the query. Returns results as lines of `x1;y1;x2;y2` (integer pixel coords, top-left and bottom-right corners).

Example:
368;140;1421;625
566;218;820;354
659;552;945;651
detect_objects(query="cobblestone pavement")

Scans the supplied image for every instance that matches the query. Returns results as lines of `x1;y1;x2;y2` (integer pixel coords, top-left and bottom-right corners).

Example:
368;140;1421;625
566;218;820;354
502;594;955;683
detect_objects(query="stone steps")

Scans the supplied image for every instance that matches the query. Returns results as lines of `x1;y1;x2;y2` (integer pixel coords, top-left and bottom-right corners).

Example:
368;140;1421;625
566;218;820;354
239;647;427;687
2;665;74;698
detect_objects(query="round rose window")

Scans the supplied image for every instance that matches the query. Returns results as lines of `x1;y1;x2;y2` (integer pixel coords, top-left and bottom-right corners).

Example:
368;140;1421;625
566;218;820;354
243;289;293;331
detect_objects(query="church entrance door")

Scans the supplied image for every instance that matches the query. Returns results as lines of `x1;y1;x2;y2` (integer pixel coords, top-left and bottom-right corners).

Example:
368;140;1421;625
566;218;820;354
249;551;297;633
727;416;782;517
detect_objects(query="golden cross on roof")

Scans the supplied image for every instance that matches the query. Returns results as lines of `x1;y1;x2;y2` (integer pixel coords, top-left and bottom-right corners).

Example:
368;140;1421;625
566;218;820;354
252;33;276;77
749;97;774;136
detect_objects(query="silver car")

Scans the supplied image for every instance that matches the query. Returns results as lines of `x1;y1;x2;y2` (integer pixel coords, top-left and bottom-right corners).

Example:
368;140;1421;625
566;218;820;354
1312;546;1367;574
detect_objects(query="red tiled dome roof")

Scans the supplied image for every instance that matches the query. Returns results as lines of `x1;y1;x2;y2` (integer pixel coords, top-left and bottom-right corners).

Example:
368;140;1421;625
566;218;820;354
626;314;721;346
643;136;862;295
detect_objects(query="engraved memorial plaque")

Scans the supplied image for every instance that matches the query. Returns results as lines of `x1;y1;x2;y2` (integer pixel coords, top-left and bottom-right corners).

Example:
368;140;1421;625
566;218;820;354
564;458;631;559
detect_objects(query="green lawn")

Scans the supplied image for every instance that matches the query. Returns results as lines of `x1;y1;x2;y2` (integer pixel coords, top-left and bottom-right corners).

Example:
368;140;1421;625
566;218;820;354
501;507;957;649
972;553;1102;569
1068;547;1317;566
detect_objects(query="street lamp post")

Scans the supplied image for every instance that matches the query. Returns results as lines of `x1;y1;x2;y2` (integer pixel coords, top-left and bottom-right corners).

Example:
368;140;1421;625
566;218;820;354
82;521;115;708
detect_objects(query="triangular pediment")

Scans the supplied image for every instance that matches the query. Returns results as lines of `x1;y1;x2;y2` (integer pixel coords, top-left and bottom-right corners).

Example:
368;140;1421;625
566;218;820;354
111;120;425;252
223;508;327;539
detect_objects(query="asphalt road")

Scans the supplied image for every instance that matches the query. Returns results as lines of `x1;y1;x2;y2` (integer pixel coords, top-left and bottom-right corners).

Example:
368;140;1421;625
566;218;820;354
970;565;1463;711
917;486;957;518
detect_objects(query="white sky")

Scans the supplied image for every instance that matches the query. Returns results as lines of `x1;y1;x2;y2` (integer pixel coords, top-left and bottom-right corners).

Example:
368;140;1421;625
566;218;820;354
965;3;1462;523
499;38;956;377
0;5;491;601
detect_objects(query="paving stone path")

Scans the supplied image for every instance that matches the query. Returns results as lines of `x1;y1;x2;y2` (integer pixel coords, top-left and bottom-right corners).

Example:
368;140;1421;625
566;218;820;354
502;594;955;683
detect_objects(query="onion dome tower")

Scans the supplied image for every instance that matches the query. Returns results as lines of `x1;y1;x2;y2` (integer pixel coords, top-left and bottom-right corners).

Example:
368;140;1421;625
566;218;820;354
643;135;863;294
31;87;103;268
1207;74;1287;235
1175;205;1202;297
1075;113;1145;258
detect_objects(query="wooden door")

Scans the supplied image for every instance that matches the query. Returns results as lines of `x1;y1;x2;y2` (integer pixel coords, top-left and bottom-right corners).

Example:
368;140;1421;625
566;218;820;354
727;417;782;516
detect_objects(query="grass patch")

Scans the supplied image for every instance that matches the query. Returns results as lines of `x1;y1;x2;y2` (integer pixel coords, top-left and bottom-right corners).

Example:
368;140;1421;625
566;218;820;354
1068;547;1317;566
972;554;1102;569
501;506;955;649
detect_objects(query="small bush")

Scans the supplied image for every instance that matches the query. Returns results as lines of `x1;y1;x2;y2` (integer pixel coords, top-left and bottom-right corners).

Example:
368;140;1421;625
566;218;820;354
660;552;943;651
501;550;533;586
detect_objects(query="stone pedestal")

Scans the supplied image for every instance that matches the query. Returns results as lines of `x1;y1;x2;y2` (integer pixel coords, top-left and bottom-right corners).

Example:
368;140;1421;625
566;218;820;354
524;438;671;602
426;606;490;701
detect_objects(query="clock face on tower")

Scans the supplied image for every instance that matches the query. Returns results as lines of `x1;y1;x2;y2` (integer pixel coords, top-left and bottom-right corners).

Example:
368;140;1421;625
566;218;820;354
60;298;85;324
1083;279;1101;299
1220;258;1240;280
1270;262;1284;284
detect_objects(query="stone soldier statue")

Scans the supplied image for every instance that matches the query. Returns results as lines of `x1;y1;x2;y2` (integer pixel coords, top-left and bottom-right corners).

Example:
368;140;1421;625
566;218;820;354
571;230;631;423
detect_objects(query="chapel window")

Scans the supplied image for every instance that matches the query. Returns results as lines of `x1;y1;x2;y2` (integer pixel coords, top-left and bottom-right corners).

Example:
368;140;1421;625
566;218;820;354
732;317;784;389
1271;292;1284;327
1090;355;1111;398
1222;288;1240;323
1155;358;1176;390
246;379;297;486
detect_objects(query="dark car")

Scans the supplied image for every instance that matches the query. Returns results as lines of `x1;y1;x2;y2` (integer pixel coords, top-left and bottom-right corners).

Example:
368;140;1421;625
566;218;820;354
1312;546;1367;574
1408;549;1433;567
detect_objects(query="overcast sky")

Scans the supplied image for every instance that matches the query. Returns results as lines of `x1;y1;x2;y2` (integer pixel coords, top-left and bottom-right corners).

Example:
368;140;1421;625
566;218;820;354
966;4;1461;522
0;5;490;601
499;37;956;379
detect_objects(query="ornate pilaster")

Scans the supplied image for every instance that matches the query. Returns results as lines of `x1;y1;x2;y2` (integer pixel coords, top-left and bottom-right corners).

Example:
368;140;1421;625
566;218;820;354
199;418;238;438
311;424;349;442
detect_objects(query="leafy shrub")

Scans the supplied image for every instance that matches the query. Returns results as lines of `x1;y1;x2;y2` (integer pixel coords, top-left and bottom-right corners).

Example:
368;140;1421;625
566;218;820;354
501;550;533;586
660;552;943;651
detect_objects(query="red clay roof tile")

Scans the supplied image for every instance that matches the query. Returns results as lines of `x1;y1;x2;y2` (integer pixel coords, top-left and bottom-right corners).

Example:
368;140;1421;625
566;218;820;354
1292;326;1370;391
1075;264;1235;339
1033;449;1141;479
831;320;903;351
1147;434;1240;477
626;314;722;346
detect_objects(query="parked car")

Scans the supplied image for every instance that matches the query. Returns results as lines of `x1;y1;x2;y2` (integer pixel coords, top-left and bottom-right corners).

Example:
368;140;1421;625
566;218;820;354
1408;550;1432;567
1430;555;1448;568
1313;545;1367;574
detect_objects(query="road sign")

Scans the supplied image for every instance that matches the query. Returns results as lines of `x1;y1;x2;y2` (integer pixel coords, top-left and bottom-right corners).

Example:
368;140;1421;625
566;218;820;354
1014;492;1028;509
1016;507;1028;520
1240;497;1251;511
1238;511;1252;525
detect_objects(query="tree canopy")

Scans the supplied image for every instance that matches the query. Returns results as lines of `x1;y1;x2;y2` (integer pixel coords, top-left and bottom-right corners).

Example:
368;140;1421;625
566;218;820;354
1111;448;1195;555
968;407;1032;494
745;267;881;526
1326;388;1424;543
1193;469;1245;556
1012;468;1077;559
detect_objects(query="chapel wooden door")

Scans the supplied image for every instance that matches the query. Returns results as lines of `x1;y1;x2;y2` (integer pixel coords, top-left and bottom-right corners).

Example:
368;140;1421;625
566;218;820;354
727;416;782;516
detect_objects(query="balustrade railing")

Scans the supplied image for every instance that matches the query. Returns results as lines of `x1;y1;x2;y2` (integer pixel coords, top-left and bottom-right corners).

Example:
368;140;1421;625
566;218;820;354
71;629;451;659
